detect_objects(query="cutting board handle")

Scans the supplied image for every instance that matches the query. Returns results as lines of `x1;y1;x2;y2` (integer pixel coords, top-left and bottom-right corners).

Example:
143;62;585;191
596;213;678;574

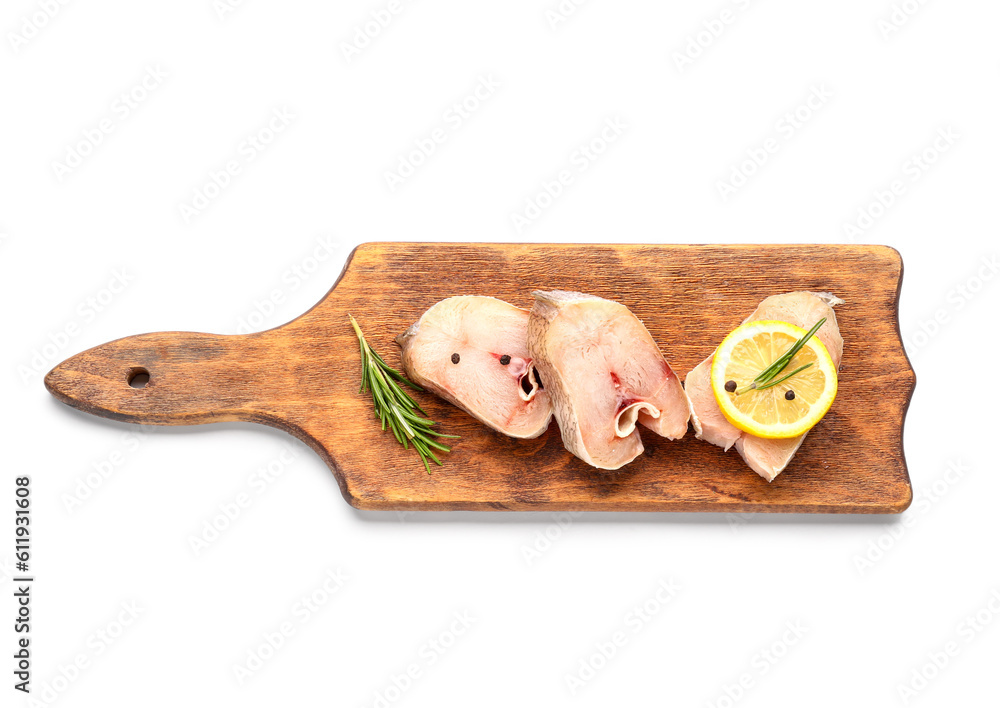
44;330;282;426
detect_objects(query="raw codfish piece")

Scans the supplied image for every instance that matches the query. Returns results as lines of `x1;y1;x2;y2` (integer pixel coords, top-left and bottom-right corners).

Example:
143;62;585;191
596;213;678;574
685;291;844;481
527;290;692;470
396;296;553;439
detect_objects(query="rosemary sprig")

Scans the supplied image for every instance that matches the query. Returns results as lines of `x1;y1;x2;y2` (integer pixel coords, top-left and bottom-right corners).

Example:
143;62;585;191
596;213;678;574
735;318;826;395
349;315;458;473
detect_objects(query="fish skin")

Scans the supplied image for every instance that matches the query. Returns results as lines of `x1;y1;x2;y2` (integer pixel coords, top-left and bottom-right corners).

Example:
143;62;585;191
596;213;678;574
396;296;553;439
685;291;844;482
527;290;691;470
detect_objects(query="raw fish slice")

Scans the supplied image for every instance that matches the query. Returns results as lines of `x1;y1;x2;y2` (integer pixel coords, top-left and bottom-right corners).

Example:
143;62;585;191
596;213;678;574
685;291;843;482
748;291;844;367
685;357;742;451
396;296;553;439
734;436;806;482
527;290;691;470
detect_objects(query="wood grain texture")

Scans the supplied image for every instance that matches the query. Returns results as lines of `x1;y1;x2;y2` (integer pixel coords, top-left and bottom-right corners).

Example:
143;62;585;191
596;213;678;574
44;243;915;513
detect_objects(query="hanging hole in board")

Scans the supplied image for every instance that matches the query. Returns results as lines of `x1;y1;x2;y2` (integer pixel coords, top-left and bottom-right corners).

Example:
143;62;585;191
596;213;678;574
127;368;150;389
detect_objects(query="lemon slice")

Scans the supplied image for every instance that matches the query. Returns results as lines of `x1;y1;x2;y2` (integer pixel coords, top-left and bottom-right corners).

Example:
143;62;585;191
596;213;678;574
710;320;838;439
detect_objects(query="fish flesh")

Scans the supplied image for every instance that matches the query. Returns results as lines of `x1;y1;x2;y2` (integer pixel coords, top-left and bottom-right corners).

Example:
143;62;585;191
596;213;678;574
527;290;692;470
685;291;844;481
396;296;553;438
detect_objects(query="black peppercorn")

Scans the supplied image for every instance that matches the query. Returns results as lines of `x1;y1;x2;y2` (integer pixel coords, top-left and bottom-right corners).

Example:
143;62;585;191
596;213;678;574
499;355;511;365
451;353;460;364
785;389;795;400
724;380;737;393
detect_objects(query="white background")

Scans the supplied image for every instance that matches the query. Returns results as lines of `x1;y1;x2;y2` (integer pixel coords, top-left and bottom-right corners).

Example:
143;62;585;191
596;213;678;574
2;1;999;706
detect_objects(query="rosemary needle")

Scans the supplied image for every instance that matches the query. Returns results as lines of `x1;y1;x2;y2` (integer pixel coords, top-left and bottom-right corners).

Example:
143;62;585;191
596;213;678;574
752;363;813;391
349;315;458;473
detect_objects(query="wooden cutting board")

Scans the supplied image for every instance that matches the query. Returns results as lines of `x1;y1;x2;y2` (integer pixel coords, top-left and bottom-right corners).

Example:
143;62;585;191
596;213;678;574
44;243;915;513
